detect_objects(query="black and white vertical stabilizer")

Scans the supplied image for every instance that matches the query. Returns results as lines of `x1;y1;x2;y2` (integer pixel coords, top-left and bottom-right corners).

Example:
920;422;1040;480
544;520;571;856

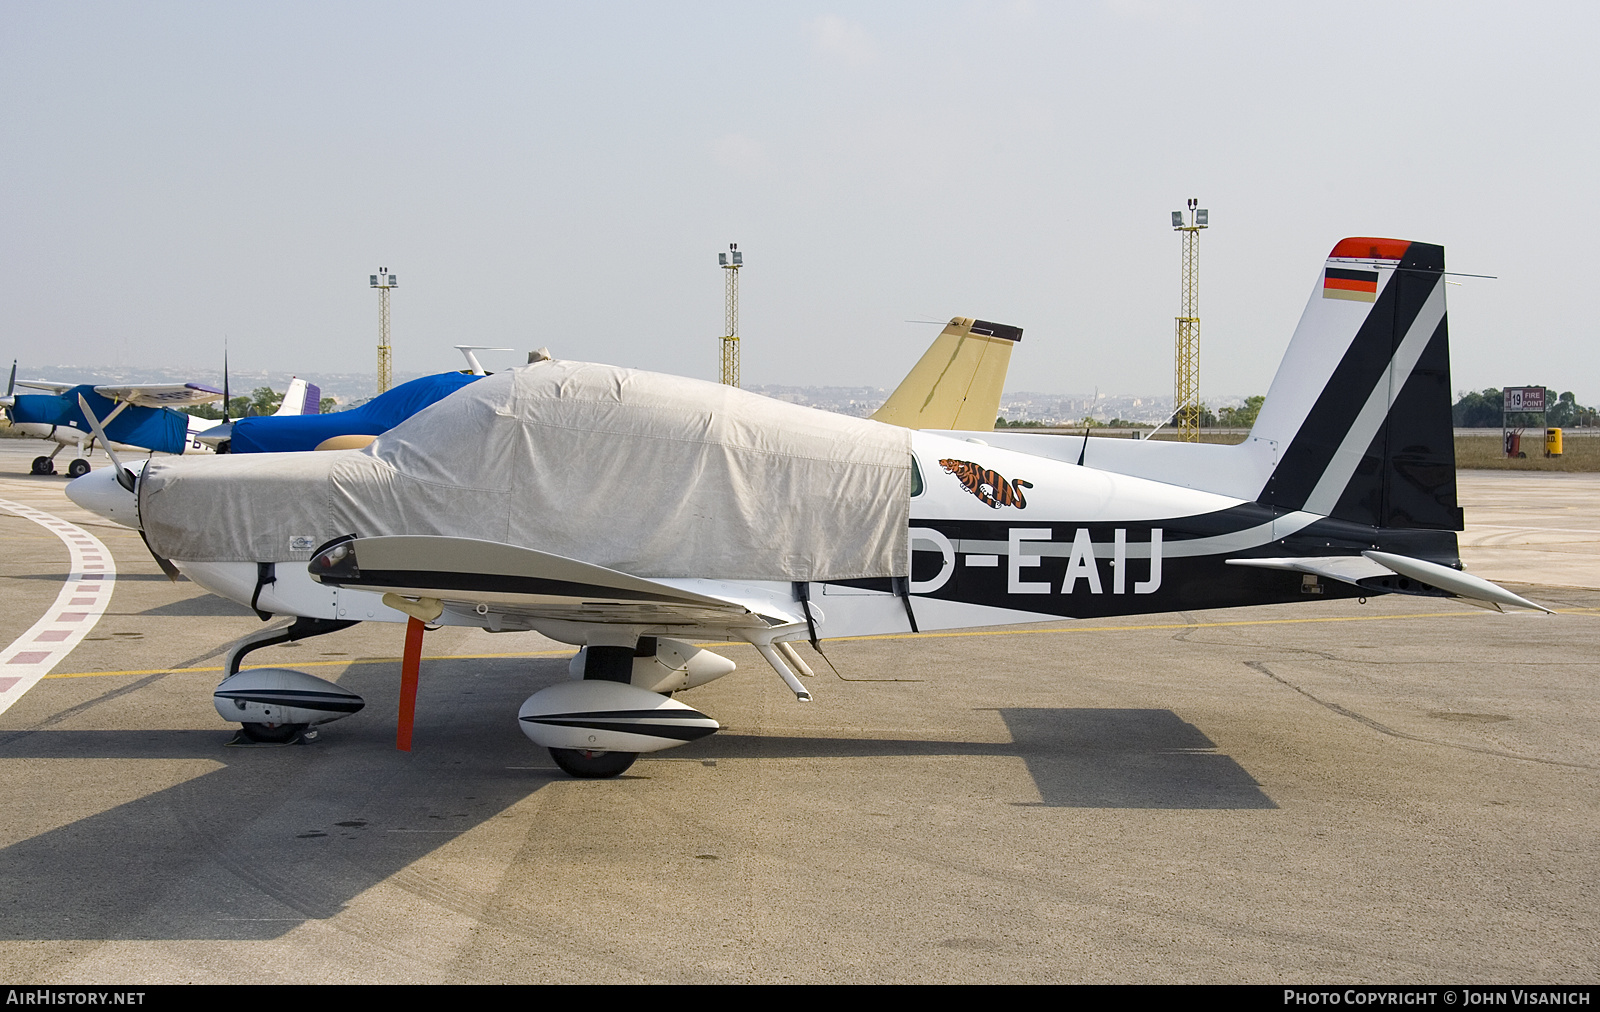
1253;238;1460;531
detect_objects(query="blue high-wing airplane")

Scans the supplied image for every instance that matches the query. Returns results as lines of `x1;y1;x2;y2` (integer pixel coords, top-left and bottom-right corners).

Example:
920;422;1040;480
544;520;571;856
6;345;508;472
1;364;225;476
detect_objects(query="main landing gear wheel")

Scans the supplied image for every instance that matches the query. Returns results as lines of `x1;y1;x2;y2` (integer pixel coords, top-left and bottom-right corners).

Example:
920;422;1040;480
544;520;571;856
30;456;55;475
549;747;637;778
67;459;91;479
239;722;307;744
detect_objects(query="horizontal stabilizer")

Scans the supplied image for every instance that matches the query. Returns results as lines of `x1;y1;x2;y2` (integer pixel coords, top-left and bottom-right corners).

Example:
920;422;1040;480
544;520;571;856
1363;550;1549;614
1225;555;1393;584
1227;552;1549;613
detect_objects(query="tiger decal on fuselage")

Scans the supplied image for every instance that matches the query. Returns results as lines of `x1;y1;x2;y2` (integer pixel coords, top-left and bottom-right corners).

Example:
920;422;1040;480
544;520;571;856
939;458;1032;510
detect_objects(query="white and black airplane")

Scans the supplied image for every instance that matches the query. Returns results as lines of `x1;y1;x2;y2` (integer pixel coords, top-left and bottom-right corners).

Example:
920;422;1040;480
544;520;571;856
66;237;1544;778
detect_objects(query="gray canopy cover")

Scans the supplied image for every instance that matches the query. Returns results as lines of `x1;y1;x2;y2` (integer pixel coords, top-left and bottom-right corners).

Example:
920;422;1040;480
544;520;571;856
139;360;912;581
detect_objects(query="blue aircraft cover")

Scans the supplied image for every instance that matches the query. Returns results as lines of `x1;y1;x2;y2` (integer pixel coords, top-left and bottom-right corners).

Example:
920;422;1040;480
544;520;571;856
9;386;190;455
228;372;483;453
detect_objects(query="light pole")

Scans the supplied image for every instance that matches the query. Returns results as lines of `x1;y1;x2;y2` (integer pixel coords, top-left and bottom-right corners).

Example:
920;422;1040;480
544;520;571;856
370;268;398;395
1171;201;1208;441
718;244;742;387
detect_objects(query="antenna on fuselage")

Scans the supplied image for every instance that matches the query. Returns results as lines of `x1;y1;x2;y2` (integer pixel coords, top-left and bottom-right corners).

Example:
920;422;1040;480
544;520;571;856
1076;387;1098;466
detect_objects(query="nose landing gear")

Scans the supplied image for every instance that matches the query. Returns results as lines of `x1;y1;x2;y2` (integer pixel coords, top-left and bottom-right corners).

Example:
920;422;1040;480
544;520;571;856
238;721;308;744
548;747;638;778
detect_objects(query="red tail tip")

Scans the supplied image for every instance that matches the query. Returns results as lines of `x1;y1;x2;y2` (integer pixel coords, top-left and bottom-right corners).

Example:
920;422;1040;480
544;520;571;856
1329;237;1411;261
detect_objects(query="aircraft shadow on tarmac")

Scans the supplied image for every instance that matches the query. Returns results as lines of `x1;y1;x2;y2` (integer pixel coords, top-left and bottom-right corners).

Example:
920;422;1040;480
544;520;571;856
0;661;1272;942
700;708;1274;810
5;572;192;582
134;594;258;618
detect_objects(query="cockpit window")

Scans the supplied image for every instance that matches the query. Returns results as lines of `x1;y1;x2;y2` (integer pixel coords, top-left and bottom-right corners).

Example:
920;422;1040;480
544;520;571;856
910;455;924;497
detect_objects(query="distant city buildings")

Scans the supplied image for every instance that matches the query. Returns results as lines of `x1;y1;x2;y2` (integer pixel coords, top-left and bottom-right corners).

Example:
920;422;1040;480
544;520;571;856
20;364;405;411
28;365;1252;426
746;386;1252;426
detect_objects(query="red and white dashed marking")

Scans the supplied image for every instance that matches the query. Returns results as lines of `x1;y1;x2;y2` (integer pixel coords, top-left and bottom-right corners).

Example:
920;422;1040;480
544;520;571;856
0;498;116;716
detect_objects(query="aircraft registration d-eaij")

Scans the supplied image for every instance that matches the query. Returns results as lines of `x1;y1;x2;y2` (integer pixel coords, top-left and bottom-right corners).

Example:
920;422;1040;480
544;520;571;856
67;238;1544;778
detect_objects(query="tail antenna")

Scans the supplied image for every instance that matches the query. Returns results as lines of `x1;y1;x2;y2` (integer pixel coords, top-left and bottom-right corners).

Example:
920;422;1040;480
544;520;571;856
222;343;231;425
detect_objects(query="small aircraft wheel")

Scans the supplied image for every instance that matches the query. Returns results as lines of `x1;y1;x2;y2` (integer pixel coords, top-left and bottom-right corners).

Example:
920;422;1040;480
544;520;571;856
239;722;307;744
30;456;55;476
549;747;637;778
67;459;91;478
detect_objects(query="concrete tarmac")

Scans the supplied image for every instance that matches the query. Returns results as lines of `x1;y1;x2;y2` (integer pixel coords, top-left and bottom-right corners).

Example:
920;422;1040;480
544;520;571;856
0;443;1594;983
1458;471;1600;590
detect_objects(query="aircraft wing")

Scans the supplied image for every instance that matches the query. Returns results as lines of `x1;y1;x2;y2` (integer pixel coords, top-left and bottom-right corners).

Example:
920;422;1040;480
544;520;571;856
308;535;795;630
15;380;76;394
93;383;224;408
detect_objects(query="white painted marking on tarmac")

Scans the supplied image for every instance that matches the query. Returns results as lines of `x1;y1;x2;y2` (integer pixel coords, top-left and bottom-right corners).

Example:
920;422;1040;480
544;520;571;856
1468;524;1600;535
0;498;117;716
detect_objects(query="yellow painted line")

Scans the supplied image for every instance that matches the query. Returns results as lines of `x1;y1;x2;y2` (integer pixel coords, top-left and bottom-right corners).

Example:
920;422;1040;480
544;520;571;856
39;606;1599;681
42;648;582;680
44;668;216;680
823;605;1600;644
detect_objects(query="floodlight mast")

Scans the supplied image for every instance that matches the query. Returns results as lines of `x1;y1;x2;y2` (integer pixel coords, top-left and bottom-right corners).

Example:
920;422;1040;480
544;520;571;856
370;268;398;394
719;244;742;387
1171;200;1208;442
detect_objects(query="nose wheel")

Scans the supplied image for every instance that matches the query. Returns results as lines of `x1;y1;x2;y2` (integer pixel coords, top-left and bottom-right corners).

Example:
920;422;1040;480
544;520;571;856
239;722;308;744
549;747;637;778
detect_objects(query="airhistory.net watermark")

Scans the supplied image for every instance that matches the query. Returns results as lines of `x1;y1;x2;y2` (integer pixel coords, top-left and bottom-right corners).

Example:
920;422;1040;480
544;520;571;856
5;993;145;1006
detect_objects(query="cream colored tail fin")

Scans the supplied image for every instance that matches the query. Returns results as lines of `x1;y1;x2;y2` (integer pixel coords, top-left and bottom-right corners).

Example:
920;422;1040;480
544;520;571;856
869;318;1022;430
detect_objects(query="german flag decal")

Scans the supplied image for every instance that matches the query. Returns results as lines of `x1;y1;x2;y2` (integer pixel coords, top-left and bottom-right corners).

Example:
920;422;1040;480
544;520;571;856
1323;267;1380;302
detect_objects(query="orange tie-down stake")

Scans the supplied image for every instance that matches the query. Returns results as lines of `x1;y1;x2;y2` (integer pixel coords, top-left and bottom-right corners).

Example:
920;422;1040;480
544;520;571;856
383;596;444;752
398;617;424;751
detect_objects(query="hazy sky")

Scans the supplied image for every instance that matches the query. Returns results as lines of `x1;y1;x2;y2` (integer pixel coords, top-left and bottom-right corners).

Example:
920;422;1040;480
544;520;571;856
4;2;1596;403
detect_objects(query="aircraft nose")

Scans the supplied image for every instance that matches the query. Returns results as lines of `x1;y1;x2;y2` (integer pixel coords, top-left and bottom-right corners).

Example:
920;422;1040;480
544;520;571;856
66;463;142;530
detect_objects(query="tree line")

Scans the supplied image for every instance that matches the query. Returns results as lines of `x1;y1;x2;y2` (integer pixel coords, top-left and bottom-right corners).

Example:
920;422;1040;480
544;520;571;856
997;388;1598;431
996;394;1266;430
1451;388;1597;428
181;386;340;419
